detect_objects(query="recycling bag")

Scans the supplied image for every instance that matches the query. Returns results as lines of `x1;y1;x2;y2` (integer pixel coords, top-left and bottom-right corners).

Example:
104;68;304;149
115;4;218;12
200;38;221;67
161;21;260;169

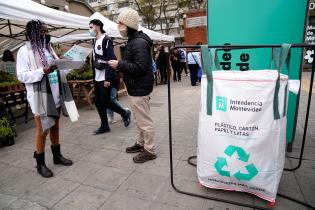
197;45;291;202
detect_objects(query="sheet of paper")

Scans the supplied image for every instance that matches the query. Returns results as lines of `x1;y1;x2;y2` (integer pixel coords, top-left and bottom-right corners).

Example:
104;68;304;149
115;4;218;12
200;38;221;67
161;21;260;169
50;59;83;70
63;45;92;61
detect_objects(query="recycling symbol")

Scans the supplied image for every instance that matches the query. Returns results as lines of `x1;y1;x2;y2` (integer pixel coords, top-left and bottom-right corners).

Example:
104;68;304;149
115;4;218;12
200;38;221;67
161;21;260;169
304;50;314;63
214;145;258;181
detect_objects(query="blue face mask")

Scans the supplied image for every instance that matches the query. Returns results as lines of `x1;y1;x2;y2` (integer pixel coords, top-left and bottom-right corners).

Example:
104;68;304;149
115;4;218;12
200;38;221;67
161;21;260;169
89;29;96;37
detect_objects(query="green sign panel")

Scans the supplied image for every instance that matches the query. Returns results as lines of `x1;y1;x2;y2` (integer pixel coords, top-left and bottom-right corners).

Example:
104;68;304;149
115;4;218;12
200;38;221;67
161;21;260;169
208;0;309;143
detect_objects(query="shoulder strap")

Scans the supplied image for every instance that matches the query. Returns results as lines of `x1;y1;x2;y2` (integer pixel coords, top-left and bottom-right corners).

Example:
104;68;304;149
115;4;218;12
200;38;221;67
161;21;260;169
191;53;200;67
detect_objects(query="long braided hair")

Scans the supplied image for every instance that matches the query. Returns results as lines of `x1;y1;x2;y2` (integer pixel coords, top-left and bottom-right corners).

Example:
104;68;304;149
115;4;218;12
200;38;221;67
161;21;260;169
25;20;51;67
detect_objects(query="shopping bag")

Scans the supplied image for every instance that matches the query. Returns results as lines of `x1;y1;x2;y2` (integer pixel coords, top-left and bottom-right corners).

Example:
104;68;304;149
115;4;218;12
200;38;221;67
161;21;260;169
197;45;291;202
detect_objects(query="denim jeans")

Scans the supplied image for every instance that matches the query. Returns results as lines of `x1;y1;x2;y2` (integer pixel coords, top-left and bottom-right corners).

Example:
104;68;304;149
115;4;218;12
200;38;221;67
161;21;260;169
107;87;125;118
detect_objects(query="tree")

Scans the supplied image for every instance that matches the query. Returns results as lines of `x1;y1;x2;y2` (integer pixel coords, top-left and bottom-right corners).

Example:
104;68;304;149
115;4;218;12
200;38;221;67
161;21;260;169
133;0;207;34
134;0;162;30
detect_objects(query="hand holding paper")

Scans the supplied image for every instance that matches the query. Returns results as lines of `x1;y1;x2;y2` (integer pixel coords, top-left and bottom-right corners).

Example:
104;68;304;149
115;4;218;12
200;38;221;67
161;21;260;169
63;45;92;62
50;59;83;71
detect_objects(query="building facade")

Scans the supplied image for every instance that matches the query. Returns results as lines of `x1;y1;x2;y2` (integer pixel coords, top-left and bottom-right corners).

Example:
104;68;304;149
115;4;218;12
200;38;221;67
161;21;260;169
86;0;194;44
34;0;94;16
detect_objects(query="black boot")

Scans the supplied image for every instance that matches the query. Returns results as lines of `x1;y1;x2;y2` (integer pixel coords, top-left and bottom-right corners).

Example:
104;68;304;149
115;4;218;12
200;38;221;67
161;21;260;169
33;152;53;178
51;144;73;166
93;124;110;135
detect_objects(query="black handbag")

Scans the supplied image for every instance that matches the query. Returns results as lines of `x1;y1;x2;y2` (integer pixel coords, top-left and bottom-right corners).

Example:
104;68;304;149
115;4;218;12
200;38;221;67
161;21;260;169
93;47;107;70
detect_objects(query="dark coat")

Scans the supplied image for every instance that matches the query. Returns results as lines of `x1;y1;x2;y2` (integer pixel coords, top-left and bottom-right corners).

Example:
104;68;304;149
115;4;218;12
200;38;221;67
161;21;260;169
117;31;154;96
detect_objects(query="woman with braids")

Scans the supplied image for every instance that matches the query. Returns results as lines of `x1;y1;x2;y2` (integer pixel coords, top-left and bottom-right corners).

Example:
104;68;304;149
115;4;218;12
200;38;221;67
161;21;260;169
16;20;74;178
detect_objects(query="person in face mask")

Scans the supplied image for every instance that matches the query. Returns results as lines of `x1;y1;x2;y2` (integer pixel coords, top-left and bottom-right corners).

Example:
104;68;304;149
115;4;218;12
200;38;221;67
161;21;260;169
16;20;74;178
108;9;156;163
89;19;131;135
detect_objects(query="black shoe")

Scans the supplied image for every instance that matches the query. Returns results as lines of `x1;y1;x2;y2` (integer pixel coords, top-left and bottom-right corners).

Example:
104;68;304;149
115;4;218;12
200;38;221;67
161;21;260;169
122;109;131;128
93;126;110;135
133;149;157;163
33;152;53;178
126;143;144;153
51;144;73;166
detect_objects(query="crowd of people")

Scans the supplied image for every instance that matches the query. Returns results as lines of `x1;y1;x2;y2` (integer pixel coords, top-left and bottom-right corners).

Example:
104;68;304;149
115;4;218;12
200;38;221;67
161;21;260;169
155;42;203;86
14;8;156;178
2;7;203;179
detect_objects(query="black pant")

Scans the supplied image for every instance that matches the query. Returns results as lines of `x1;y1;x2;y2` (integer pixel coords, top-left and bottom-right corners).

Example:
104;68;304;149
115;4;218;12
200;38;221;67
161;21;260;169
94;81;126;127
159;65;168;83
172;63;181;81
180;62;188;75
188;64;199;86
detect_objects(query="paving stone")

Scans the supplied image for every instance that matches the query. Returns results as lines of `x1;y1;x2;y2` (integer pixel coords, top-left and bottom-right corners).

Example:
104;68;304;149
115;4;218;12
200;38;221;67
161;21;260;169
0;170;47;197
149;202;186;210
99;193;151;210
174;160;199;181
0;165;28;187
157;144;186;160
154;182;206;209
84;149;120;165
58;161;103;183
22;177;80;208
83;166;131;192
2;199;48;210
52;185;110;210
0;193;17;209
136;157;179;177
117;172;166;201
293;160;315;207
106;152;139;171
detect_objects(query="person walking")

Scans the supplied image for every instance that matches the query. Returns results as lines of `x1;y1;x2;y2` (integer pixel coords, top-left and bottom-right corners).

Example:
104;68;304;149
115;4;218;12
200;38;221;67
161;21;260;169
187;48;202;86
179;48;188;76
89;19;131;135
170;49;181;82
155;45;168;84
108;8;156;163
16;20;74;178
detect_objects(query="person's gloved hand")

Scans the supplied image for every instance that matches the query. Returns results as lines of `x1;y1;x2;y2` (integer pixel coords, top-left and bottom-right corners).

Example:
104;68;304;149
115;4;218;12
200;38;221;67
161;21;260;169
43;65;58;75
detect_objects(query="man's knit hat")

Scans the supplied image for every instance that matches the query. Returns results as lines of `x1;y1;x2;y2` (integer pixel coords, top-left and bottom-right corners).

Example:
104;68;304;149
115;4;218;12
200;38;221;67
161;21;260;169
117;8;140;30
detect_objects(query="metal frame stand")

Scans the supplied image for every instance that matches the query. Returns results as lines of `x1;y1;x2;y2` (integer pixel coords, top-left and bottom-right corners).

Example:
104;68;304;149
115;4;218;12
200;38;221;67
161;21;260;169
168;44;315;209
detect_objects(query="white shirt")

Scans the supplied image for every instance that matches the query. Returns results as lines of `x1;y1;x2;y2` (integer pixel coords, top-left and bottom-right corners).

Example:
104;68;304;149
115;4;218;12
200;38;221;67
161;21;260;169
179;49;187;63
187;51;202;67
93;34;107;82
16;45;72;114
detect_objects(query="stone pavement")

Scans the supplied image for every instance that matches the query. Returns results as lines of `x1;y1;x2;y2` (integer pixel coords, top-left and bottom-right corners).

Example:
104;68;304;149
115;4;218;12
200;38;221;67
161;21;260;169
0;74;314;210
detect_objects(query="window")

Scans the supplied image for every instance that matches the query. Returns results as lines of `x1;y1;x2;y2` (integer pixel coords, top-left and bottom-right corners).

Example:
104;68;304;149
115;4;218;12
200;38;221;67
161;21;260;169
169;18;175;23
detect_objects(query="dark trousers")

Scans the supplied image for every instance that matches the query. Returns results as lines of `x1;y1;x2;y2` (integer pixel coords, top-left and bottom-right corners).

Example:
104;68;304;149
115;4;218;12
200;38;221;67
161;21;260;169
159;65;168;83
172;63;181;81
94;81;126;127
180;62;188;75
188;64;199;86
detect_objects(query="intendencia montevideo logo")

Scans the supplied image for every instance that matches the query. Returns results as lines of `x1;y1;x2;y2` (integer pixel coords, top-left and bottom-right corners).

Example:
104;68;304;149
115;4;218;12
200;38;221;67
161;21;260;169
216;96;263;113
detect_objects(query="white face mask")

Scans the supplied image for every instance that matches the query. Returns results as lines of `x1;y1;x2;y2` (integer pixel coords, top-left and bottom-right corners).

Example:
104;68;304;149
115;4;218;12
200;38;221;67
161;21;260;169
89;29;96;37
118;24;128;37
